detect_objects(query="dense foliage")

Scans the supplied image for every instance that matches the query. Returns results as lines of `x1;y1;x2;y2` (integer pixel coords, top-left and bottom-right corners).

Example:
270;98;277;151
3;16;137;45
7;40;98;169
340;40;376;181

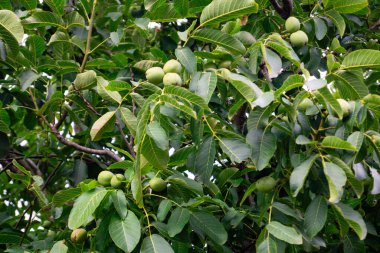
1;0;380;252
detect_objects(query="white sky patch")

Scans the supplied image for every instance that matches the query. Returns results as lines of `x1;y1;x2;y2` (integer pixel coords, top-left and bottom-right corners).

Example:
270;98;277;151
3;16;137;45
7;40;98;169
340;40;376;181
21;34;29;46
148;22;161;29
20;140;28;147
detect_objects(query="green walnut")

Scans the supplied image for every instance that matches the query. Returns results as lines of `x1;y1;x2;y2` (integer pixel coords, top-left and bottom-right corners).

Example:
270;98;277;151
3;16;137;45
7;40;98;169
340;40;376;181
163;59;182;74
234;31;256;47
337;98;351;118
110;174;125;188
145;67;165;84
298;98;313;111
218;60;232;69
70;228;87;243
256;176;277;193
97;171;114;186
285;16;301;33
290;31;308;47
163;73;183;86
42;220;52;229
149;177;167;192
47;230;56;237
372;135;380;146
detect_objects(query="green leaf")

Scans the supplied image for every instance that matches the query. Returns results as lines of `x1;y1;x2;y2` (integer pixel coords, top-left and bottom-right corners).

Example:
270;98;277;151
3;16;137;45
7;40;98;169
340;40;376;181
324;162;347;203
257;236;278;253
272;202;302;221
0;10;24;55
109;211;141;252
111;190;128;219
274;75;304;98
90;111;116;141
175;47;196;75
148;3;183;23
141;135;169;169
321;136;357;151
318;86;343;119
252;91;275;108
68;188;109;229
97;77;122;104
200;0;258;27
290;155;318;197
146;121;169;151
120;107;137;136
157;200;172;222
107;80;131;91
341;49;380;69
159;95;197;119
266;221;303;245
189;72;217;103
304;196;328;238
20;0;37;9
333;203;367;240
65;11;85;28
48;31;85;53
167;207;191;237
324;10;345;37
326;155;363;198
141;234;174;253
74;70;97;90
192;28;246;55
164;85;208;109
50;241;68;253
314;17;327;40
195;136;216;183
248;129;277;171
240;182;256;206
44;0;66;16
329;0;368;13
53;188;82;207
25;35;45;65
219;138;251;164
174;0;189;15
329;71;369;99
225;72;263;103
23;11;64;28
190;211;228;245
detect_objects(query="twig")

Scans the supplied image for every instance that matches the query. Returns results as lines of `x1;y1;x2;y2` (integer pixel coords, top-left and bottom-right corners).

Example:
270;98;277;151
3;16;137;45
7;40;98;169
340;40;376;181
370;19;380;30
80;0;98;72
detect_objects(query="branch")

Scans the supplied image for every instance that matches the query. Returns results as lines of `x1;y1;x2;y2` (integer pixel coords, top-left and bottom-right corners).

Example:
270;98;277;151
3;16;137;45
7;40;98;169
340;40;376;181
80;0;98;72
269;0;293;19
44;115;122;161
370;19;380;30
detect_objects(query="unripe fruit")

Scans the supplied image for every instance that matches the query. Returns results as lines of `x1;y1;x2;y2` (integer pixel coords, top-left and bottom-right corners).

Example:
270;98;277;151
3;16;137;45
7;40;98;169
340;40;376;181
110;174;125;188
234;31;256;47
149;177;167;192
256;176;277;193
337;98;351;118
47;230;56;237
145;67;165;84
71;228;87;243
298;98;313;111
285;17;301;33
163;73;183;86
219;60;232;69
97;171;114;186
372;135;380;146
290;31;308;47
42;220;52;228
163;59;182;74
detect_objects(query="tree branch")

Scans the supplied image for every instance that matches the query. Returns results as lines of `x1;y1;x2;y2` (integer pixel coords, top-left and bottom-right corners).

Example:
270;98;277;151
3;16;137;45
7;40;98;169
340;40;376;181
370;19;380;30
80;0;98;72
269;0;293;19
44;115;122;161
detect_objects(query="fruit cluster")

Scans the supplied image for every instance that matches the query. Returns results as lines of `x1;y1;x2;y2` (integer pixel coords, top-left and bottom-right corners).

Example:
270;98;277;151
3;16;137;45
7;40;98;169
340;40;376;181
97;171;125;188
146;59;183;86
285;16;308;47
